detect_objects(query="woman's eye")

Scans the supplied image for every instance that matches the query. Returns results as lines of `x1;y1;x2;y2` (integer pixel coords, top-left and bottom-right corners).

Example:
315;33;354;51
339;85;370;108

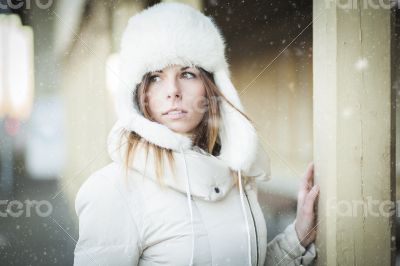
182;72;196;79
149;75;160;82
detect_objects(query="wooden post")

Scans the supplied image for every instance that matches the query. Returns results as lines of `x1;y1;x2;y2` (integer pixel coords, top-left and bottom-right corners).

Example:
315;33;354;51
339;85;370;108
313;0;395;265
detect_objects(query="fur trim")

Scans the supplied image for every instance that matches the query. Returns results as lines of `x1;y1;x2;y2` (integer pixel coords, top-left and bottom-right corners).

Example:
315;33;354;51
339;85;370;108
109;2;263;173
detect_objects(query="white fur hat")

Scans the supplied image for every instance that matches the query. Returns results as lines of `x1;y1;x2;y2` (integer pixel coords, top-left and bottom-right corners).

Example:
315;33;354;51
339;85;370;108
110;2;265;174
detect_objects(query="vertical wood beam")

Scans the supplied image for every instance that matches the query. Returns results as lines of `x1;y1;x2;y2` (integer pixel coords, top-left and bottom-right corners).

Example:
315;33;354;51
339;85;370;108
313;0;395;265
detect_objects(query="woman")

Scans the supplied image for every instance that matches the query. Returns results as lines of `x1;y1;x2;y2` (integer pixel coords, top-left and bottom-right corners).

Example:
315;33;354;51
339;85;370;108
74;2;318;266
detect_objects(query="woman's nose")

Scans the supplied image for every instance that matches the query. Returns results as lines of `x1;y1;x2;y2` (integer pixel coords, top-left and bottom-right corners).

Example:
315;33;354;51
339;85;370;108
166;79;182;99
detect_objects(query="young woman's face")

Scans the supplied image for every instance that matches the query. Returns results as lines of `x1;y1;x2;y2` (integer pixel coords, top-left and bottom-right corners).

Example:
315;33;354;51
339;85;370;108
146;65;206;137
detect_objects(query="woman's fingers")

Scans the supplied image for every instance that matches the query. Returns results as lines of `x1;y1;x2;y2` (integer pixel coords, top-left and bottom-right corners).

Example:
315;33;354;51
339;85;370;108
298;162;314;206
304;184;320;215
295;163;319;247
304;162;314;190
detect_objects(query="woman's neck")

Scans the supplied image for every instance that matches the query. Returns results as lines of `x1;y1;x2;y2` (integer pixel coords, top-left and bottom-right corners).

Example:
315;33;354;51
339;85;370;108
182;132;195;140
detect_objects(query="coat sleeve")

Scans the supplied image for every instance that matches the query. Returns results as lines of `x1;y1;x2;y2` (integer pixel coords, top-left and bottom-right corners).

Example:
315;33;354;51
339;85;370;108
264;220;316;266
73;172;143;266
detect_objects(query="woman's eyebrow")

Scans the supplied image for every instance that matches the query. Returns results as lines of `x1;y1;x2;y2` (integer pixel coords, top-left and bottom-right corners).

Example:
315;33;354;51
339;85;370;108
153;66;191;74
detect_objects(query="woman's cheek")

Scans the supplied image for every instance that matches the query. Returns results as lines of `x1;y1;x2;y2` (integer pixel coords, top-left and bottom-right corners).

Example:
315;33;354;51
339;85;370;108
148;92;164;112
195;94;208;115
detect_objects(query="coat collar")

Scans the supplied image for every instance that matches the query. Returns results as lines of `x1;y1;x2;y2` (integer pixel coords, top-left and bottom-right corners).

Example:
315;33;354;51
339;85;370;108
107;122;271;201
107;124;235;201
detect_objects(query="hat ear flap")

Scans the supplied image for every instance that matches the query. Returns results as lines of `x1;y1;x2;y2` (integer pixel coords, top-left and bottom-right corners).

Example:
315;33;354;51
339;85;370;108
217;100;258;173
213;69;244;112
214;69;259;172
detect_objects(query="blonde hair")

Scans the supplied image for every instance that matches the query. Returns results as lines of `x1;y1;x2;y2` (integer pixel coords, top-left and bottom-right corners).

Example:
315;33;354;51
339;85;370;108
122;66;253;188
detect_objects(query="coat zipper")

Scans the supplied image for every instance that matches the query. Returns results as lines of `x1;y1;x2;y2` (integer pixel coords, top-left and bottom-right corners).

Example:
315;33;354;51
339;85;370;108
244;189;259;266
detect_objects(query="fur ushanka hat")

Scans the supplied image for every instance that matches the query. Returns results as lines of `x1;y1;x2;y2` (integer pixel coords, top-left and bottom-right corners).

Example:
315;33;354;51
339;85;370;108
109;2;270;177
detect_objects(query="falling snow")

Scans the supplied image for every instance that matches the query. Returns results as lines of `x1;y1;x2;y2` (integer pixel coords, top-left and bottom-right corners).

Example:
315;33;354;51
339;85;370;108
355;58;369;70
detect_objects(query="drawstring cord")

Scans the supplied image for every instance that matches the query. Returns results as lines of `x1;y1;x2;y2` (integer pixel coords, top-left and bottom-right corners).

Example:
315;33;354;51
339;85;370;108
179;145;251;266
179;146;195;266
238;169;252;266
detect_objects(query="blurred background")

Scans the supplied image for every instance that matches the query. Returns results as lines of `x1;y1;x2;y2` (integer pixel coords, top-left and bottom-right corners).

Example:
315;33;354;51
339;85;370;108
0;0;398;265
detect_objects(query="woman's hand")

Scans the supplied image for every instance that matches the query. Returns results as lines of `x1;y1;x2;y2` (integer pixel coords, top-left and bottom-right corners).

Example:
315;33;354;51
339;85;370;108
294;162;319;248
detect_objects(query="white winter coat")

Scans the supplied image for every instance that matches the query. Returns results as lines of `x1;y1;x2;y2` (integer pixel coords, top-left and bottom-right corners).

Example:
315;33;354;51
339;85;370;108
73;125;316;266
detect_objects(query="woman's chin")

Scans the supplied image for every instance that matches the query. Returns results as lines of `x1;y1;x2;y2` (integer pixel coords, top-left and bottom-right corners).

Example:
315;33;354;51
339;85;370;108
166;124;193;137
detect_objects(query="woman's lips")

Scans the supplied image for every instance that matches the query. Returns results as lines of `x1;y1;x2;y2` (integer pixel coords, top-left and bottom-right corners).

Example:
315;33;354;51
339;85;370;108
163;110;187;120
